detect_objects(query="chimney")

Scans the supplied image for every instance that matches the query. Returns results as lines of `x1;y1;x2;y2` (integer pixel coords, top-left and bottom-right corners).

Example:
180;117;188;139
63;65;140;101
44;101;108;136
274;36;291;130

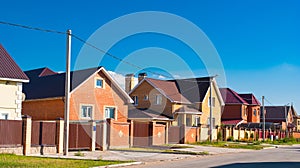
138;73;147;83
125;74;135;93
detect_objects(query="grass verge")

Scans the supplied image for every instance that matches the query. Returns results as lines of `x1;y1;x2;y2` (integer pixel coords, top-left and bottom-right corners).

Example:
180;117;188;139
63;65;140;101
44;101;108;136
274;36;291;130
0;154;129;168
192;141;265;150
113;147;209;155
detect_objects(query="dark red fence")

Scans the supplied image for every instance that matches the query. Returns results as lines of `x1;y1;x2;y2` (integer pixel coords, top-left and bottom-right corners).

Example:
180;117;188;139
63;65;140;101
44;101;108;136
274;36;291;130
168;126;181;144
31;121;56;146
0;120;22;146
69;122;91;150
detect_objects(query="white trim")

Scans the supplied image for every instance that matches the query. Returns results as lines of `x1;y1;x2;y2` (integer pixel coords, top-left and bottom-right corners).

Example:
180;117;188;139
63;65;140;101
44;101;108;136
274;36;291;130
79;104;94;120
0;77;29;83
24;97;63;102
104;105;117;120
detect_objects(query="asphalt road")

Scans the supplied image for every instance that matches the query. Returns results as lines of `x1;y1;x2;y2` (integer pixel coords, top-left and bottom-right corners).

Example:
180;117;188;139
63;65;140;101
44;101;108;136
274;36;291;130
132;146;300;168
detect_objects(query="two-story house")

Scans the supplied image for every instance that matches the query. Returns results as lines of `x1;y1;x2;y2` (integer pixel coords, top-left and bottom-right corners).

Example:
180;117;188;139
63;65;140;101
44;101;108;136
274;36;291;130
219;88;261;127
22;66;133;149
0;44;29;120
263;106;295;131
127;73;224;145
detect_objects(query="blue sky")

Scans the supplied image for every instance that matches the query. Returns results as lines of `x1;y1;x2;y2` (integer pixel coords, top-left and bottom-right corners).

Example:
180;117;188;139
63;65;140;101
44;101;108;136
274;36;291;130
0;0;299;111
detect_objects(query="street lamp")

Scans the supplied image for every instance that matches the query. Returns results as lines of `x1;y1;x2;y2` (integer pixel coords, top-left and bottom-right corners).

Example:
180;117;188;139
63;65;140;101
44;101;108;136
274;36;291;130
285;103;290;138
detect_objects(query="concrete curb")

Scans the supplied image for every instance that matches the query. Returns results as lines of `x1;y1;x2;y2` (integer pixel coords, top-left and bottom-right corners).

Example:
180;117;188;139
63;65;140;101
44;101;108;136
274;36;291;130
94;161;144;168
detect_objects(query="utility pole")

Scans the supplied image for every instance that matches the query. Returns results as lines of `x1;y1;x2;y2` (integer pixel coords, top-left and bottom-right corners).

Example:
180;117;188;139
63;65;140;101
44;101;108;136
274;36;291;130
262;96;265;141
63;29;71;156
285;104;288;138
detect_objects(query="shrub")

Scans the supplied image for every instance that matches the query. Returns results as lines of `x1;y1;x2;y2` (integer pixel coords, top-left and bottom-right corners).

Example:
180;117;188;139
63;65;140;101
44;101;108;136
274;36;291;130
227;136;234;141
245;132;249;139
250;133;254;139
217;131;223;141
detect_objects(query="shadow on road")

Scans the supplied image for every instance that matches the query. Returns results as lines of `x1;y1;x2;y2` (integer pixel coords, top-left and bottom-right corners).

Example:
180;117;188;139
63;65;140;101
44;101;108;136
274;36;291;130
212;162;300;168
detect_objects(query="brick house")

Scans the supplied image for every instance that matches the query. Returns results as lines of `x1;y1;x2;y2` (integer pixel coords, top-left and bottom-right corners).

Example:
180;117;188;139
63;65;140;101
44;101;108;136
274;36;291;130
126;73;224;144
22;67;133;149
263;106;295;131
0;44;29;120
219;88;261;127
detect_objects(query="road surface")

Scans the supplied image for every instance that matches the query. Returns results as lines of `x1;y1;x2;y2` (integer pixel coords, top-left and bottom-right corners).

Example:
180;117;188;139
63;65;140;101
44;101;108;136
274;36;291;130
132;146;300;168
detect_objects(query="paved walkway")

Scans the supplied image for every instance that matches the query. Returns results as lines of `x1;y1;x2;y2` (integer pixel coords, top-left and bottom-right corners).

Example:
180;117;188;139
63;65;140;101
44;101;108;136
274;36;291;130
29;144;251;163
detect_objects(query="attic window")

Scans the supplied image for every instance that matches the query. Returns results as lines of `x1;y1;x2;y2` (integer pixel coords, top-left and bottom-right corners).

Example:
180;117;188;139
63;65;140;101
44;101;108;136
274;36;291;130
144;95;149;100
208;97;215;107
155;94;162;105
95;78;104;88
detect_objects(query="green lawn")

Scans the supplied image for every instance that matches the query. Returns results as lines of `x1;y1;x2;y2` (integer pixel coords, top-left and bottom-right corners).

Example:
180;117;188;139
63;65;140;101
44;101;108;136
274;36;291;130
192;141;265;150
0;154;128;168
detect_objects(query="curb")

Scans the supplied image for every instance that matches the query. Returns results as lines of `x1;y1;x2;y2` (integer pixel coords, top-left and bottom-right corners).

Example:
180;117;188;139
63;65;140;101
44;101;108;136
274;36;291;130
94;161;144;168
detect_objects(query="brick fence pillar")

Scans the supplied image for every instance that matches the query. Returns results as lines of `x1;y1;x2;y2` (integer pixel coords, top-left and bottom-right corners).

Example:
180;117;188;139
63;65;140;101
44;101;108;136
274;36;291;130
165;122;169;144
22;115;32;156
56;118;64;154
129;120;134;147
90;120;96;151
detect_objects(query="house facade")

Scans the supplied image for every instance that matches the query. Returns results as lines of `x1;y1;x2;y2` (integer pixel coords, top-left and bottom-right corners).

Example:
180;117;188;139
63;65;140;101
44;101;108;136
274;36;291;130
263;106;295;131
220;88;261;127
127;74;224;129
0;44;29;120
22;67;133;149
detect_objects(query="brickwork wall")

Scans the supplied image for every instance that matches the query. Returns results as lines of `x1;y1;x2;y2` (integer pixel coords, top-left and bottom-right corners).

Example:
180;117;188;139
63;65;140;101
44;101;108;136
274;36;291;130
153;124;166;145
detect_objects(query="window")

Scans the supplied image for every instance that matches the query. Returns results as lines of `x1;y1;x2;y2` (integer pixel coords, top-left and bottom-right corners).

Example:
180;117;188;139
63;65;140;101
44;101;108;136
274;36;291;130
195;116;200;126
1;113;8;120
155;94;162;105
81;105;92;119
105;107;116;119
298;120;300;125
144;95;149;101
207;117;216;127
132;96;138;106
95;79;103;88
208;97;215;107
186;118;191;126
244;107;247;116
254;109;257;116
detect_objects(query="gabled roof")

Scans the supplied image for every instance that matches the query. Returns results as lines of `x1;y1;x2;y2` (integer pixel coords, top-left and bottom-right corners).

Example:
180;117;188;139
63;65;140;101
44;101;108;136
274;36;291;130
263;106;291;122
219;88;248;104
24;67;133;103
170;77;211;103
239;93;261;105
0;44;29;82
146;78;191;104
222;119;245;126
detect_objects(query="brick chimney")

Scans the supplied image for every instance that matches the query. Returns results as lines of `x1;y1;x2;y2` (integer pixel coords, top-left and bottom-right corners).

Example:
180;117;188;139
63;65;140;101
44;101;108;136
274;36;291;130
125;74;135;93
138;73;147;83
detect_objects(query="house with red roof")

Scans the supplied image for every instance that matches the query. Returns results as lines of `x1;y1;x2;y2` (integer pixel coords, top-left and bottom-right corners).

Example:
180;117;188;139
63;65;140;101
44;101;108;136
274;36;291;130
0;44;29;120
126;73;224;145
219;88;261;127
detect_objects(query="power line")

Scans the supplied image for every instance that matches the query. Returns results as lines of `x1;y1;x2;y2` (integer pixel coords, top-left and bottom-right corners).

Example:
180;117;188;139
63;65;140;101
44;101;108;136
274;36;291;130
0;20;66;34
0;20;216;83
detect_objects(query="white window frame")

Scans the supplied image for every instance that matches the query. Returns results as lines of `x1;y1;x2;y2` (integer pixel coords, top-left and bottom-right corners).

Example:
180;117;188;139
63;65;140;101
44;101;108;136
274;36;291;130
144;95;149;101
0;113;8;120
95;78;104;88
155;94;162;105
132;96;138;106
208;97;216;107
80;104;93;119
104;106;117;120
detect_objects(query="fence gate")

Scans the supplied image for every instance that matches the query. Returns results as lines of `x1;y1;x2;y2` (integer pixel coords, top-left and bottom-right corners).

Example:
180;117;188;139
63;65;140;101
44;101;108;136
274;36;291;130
69;122;91;150
133;122;150;147
168;126;181;144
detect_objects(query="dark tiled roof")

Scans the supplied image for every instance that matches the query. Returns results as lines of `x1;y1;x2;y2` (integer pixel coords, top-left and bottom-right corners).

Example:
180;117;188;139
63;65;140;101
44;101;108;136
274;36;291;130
128;108;171;120
24;67;100;100
219;88;248;104
0;44;29;81
171;77;211;103
146;78;191;104
264;106;289;122
239;93;261;105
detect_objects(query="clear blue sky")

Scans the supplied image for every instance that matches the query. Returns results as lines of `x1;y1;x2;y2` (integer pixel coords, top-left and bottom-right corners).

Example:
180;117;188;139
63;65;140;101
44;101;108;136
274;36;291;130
0;0;299;111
